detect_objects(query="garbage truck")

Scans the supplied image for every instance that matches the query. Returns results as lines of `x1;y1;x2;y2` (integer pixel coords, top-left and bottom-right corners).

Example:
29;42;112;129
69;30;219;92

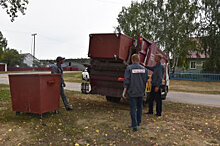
86;33;169;103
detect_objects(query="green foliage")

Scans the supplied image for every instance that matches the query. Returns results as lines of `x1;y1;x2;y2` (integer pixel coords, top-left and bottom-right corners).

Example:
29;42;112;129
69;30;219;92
0;84;10;101
0;0;29;22
1;48;24;67
115;0;200;73
198;0;220;72
0;31;7;50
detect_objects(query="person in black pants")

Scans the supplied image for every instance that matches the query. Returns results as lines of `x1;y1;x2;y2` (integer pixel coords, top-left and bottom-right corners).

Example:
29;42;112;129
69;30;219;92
123;54;148;132
145;54;164;116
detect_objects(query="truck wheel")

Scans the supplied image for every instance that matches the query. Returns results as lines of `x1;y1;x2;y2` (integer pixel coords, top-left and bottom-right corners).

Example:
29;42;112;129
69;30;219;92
161;95;167;100
112;97;121;103
106;96;112;102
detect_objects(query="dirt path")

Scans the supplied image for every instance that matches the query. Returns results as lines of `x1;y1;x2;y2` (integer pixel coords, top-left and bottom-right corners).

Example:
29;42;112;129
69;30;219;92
1;73;219;107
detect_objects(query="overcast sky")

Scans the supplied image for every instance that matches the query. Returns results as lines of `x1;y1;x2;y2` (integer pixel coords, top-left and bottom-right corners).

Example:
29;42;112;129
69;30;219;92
0;0;139;60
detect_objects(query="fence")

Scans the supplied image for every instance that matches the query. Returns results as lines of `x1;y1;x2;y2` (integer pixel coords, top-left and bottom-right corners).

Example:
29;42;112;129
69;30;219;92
7;67;78;72
169;72;220;81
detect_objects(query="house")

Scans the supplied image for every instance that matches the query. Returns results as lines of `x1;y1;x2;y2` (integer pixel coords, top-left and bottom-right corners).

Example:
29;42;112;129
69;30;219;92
64;58;90;71
21;53;40;67
0;63;7;72
187;52;207;72
175;51;208;72
64;61;85;71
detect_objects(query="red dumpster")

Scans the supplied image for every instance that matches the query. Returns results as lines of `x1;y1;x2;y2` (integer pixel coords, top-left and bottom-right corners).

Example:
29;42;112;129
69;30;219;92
8;74;61;116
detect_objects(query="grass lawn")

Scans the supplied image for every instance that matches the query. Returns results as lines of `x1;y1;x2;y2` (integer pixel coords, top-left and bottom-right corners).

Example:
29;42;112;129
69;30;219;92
63;72;84;83
0;84;220;145
169;80;220;94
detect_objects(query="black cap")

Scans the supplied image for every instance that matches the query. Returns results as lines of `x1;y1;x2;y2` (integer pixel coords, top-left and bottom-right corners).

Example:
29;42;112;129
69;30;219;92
56;56;65;62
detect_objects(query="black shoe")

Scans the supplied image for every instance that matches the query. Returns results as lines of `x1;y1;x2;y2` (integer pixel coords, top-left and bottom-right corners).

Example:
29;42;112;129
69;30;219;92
145;112;153;115
155;113;161;117
133;127;137;132
66;107;73;111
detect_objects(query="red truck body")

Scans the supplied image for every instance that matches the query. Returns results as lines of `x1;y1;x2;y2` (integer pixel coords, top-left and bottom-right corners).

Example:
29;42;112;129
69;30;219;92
88;33;168;102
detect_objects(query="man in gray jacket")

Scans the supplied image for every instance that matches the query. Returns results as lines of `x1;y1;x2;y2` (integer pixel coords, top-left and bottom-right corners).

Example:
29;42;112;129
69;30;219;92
145;54;164;116
51;56;72;111
123;54;148;132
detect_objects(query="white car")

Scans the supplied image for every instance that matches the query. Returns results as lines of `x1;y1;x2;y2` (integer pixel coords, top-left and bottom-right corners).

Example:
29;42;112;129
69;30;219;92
82;68;90;81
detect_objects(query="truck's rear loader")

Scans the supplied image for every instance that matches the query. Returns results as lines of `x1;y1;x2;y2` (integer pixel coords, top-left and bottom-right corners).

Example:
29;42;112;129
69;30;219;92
88;33;169;102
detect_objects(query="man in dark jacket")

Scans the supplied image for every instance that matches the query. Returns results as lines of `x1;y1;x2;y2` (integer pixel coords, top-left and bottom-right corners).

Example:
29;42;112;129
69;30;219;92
123;54;148;132
51;56;72;111
145;54;164;116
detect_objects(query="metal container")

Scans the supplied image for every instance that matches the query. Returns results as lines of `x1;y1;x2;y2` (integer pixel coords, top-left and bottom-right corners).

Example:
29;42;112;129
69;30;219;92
9;74;61;115
88;33;134;61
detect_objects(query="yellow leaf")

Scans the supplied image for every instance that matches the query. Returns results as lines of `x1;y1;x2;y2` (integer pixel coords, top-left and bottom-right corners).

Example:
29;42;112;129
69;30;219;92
165;134;168;137
84;126;88;129
96;130;99;133
123;130;126;133
8;129;12;132
63;138;67;141
59;123;62;126
75;143;79;146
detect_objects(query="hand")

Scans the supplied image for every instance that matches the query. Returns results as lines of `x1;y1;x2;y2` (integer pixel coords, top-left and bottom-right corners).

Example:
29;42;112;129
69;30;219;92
63;83;66;87
140;62;145;66
155;87;159;92
122;92;126;99
122;88;127;99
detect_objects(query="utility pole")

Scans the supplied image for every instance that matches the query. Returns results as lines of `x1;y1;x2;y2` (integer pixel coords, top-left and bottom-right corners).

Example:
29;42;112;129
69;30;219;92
32;33;37;69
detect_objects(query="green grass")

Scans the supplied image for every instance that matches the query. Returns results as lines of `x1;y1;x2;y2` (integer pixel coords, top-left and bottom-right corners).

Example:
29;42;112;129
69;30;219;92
63;72;85;83
170;80;220;94
0;84;10;101
0;84;220;145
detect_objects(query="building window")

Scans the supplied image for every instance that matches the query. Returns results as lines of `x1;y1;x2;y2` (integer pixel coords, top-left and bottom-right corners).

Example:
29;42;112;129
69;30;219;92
190;61;196;69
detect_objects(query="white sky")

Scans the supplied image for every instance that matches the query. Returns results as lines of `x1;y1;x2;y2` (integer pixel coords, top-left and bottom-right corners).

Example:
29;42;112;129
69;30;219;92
0;0;139;60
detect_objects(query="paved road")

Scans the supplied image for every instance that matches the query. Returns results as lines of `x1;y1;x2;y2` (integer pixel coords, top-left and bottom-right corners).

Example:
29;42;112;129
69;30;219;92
166;91;220;107
1;73;219;107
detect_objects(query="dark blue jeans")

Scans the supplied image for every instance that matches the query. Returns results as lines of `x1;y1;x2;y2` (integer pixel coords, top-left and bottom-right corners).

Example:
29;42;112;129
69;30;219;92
129;97;143;128
148;86;162;115
60;86;70;109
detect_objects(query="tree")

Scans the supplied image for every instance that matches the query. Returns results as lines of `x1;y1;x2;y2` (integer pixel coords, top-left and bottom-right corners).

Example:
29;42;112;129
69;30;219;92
115;0;199;73
0;31;7;50
1;48;23;67
0;0;29;22
0;0;29;66
198;0;220;72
